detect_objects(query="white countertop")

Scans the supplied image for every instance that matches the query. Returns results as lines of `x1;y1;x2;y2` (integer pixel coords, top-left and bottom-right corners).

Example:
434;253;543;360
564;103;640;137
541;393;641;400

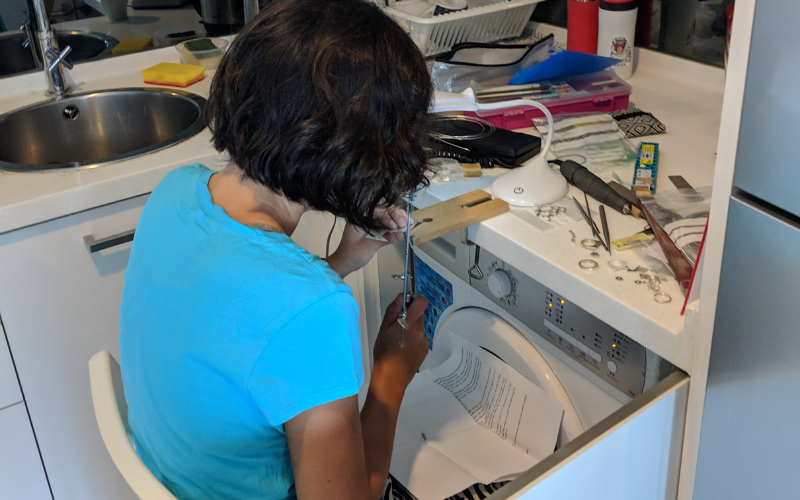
0;27;725;371
54;5;202;42
416;44;724;372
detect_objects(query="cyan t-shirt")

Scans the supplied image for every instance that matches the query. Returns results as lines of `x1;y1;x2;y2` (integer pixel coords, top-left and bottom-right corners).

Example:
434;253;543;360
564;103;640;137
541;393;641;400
119;164;364;500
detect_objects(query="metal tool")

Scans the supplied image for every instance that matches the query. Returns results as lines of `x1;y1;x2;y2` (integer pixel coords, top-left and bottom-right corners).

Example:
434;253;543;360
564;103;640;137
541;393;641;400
558;159;640;217
573;196;610;252
599;205;611;255
397;192;415;347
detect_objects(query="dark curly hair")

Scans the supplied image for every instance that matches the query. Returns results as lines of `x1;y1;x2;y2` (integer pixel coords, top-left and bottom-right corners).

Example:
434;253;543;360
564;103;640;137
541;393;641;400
205;0;433;231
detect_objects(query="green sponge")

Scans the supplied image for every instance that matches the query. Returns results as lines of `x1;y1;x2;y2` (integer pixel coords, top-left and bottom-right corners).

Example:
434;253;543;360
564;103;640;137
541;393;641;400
184;38;217;52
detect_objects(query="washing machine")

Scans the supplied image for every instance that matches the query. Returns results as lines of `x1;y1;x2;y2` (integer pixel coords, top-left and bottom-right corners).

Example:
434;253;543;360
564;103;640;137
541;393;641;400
374;229;689;500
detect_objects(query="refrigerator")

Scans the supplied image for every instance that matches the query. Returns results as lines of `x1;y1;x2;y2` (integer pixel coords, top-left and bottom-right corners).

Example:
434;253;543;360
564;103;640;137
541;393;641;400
692;1;800;499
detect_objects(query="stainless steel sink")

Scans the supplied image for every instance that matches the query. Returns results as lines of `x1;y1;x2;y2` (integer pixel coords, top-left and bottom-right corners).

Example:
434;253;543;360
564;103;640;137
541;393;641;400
0;88;207;172
0;30;118;78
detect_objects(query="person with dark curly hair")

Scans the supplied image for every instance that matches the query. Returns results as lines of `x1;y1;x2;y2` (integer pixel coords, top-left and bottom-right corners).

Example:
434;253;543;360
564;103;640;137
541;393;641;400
118;1;433;499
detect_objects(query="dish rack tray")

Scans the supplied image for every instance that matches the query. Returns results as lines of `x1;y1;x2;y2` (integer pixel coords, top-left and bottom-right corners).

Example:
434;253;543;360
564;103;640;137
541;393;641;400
384;0;543;57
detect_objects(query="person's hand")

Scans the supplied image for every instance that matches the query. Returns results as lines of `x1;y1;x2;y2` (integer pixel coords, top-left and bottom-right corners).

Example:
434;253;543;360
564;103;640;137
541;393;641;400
371;293;429;397
325;207;412;279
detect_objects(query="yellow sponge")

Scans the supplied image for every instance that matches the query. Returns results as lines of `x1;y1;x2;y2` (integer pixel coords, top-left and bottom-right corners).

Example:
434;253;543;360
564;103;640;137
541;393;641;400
142;62;205;88
112;37;153;56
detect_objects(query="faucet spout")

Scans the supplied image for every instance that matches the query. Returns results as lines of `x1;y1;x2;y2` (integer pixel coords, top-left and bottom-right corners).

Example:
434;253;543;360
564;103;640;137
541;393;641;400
25;0;72;97
244;0;259;24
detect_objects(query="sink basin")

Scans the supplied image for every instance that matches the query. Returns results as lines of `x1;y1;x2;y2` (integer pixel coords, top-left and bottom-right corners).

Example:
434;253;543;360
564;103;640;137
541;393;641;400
0;88;207;172
0;30;119;78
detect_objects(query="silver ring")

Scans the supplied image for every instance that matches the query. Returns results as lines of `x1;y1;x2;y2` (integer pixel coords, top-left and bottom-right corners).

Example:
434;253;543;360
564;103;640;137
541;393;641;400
579;259;599;271
607;259;628;271
581;239;601;250
653;292;672;304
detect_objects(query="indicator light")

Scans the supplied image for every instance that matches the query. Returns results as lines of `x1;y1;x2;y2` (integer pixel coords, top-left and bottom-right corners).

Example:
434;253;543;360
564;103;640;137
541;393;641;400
612;343;617;348
560;299;565;304
548;303;552;307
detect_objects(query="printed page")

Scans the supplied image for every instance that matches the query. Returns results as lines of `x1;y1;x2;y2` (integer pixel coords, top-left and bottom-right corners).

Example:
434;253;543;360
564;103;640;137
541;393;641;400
397;375;538;486
427;332;564;461
391;415;481;500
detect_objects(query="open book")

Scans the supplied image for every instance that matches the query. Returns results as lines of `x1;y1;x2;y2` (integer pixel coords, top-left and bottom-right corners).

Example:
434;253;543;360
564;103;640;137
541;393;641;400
390;333;565;500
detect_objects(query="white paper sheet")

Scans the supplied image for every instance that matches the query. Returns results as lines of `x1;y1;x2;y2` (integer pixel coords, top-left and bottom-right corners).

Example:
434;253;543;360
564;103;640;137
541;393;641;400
389;333;565;500
428;334;564;460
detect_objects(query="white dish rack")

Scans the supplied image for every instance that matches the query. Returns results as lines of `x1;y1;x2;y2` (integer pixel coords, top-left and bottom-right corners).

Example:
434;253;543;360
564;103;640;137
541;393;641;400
384;0;544;57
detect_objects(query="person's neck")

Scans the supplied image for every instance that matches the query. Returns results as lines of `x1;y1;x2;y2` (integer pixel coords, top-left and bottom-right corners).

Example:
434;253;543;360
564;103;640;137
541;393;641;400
208;163;305;236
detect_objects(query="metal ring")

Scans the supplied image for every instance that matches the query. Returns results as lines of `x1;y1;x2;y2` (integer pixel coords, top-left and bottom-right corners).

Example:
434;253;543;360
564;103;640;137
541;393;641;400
579;259;599;271
581;239;601;250
607;259;628;271
653;292;672;304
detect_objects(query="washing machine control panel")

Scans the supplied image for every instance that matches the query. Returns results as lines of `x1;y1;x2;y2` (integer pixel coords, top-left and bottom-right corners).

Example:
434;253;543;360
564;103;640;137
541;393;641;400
470;248;649;398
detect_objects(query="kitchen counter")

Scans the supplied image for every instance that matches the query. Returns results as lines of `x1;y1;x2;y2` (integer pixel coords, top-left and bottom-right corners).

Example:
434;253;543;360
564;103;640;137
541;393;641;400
416;27;724;371
54;5;202;42
0;26;725;371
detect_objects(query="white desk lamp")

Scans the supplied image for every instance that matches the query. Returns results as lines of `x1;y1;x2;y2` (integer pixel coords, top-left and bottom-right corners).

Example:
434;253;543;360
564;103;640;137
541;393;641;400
431;89;568;207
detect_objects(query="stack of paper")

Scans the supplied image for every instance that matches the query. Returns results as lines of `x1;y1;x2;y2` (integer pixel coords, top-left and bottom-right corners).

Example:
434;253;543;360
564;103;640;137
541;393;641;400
390;333;565;500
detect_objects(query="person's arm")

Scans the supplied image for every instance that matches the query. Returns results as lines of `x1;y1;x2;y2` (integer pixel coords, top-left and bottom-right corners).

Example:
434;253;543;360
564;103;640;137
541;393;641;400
286;294;428;500
325;208;412;279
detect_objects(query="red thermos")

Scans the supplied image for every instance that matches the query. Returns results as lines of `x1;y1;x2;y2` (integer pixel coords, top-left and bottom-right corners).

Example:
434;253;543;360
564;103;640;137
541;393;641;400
567;0;599;54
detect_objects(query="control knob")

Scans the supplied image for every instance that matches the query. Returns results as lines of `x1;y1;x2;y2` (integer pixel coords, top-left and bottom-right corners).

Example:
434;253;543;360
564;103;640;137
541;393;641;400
488;270;513;298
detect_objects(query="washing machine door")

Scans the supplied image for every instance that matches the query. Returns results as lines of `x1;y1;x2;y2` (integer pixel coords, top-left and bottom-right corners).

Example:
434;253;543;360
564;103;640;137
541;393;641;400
428;307;584;446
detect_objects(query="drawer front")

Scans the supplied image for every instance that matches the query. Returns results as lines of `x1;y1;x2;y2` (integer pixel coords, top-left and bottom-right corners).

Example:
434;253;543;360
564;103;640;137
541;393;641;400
0;195;148;500
0;320;22;409
0;402;52;500
493;372;689;500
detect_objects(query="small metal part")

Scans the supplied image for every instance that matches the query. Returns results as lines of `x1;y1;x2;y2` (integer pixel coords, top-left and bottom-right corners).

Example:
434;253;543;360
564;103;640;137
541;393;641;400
616;276;623;281
648;276;661;292
396;312;410;330
607;259;628;271
569;230;576;244
392;274;405;280
635;280;643;284
581;239;601;250
579;259;599;271
653;292;672;304
590;251;600;257
468;245;484;280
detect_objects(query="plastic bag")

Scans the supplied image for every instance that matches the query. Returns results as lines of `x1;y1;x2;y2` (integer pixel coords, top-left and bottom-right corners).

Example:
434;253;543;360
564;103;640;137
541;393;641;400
429;35;556;93
532;113;638;174
639;187;712;266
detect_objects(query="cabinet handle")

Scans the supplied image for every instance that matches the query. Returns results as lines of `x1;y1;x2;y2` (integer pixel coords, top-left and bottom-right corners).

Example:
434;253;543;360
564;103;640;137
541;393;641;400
83;229;135;253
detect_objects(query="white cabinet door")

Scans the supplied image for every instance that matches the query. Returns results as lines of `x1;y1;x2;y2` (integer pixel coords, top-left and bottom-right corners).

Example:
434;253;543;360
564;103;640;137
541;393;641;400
492;372;688;500
0;199;373;500
0;320;22;410
0;402;52;500
0;195;148;500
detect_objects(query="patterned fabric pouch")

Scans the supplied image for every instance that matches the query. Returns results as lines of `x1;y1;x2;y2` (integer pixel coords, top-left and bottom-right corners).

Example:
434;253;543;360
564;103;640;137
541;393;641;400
385;475;510;500
610;106;667;138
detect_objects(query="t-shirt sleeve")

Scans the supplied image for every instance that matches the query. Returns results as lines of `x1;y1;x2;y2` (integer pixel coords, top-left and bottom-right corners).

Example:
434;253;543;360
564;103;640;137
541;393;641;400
246;290;365;426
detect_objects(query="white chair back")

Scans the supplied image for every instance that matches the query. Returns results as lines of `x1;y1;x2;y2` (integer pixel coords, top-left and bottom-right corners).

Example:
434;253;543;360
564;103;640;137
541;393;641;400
89;351;178;500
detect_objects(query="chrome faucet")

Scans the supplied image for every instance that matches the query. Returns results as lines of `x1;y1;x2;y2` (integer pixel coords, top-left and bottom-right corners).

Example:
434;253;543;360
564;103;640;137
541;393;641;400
24;0;72;97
